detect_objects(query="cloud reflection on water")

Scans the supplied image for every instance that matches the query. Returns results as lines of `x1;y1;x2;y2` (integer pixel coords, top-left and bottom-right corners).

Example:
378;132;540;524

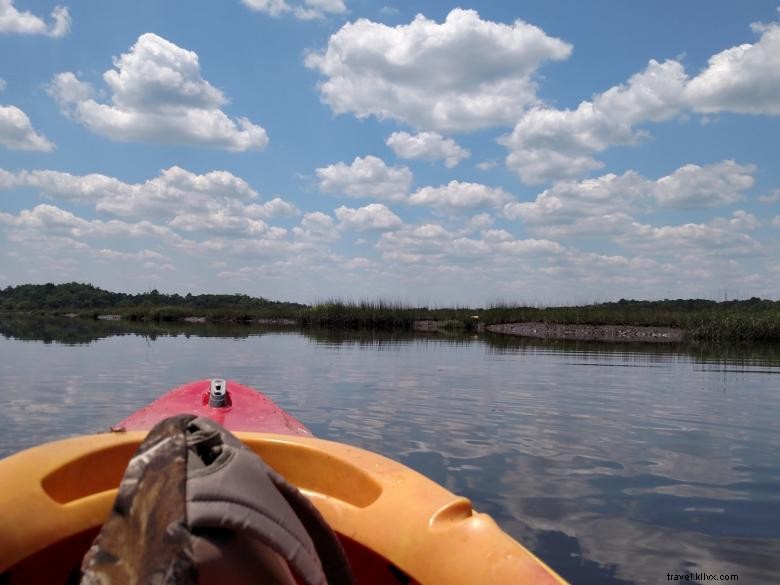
1;320;779;584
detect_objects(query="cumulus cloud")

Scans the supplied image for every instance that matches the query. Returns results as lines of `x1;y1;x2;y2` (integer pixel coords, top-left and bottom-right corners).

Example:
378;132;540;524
463;213;494;233
377;223;477;264
503;161;756;229
0;204;176;241
377;222;564;266
386;131;470;168
499;59;688;184
242;0;346;20
0;105;55;151
368;211;769;300
0;204;320;283
760;188;780;203
501;15;780;184
0;0;70;37
48;33;268;150
168;212;268;236
0;201;338;289
410;180;513;212
0;165;298;238
305;8;571;132
292;211;339;242
247;197;299;218
504;172;648;226
653;161;755;208
316;155;412;201
241;0;291;17
684;18;780;115
335;203;402;230
619;211;762;257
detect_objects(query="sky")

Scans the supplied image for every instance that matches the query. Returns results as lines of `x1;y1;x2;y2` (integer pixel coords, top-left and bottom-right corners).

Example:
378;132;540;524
1;0;779;305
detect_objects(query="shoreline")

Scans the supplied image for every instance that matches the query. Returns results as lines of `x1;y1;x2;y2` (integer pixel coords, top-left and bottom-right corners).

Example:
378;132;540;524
485;322;684;343
6;313;685;343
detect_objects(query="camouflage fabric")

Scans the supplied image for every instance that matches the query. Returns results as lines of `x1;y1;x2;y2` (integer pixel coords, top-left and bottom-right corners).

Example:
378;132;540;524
81;415;195;584
80;414;354;585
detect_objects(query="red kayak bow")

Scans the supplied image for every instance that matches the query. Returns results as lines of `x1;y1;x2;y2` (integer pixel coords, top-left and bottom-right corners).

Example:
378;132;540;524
113;378;311;436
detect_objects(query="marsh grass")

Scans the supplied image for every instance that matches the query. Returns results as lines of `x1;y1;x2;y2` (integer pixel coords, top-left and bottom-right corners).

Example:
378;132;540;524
300;297;780;341
300;299;428;328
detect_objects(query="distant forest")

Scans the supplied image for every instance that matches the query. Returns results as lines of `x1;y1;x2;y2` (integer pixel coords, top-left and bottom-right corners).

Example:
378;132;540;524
0;282;305;316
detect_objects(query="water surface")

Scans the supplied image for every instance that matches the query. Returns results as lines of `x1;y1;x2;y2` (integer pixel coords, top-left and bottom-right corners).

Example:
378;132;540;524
1;318;779;584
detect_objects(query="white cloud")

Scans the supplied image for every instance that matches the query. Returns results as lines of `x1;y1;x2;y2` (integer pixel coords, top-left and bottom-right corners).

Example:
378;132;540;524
409;180;512;211
292;211;339;242
619;211;762;257
242;0;291;17
0;105;55;151
242;0;346;20
476;160;497;171
2;199;775;302
0;78;6;92
377;223;472;264
760;188;780;203
653;161;755;208
0;165;299;238
386;131;470;168
0;200;339;288
504;172;649;225
168;212;268;236
366;213;771;300
711;209;760;231
500;59;688;184
335;203;402;230
1;165;255;217
294;0;347;20
463;213;494;233
316;155;412;201
0;0;70;37
0;204;176;241
48;33;268;150
504;161;756;229
772;215;780;228
492;237;565;257
377;222;564;266
685;20;780;115
305;8;571;132
246;197;300;218
94;248;173;267
501;16;780;184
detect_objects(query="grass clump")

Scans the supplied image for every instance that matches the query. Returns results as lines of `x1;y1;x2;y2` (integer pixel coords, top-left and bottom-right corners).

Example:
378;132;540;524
300;299;427;328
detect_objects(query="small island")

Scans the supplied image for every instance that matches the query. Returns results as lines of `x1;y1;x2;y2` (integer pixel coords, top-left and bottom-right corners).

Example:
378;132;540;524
1;282;779;343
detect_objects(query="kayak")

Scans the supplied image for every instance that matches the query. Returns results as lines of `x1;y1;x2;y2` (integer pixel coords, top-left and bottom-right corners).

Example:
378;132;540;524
113;379;312;436
0;378;568;584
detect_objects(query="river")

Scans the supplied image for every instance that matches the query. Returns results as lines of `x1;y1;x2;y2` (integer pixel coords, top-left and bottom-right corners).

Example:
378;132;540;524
1;317;779;584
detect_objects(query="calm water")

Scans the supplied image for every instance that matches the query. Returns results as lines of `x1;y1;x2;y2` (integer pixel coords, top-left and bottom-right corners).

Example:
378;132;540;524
1;318;779;584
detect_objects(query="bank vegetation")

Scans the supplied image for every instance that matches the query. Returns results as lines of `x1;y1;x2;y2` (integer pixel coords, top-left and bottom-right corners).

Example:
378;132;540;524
2;283;779;342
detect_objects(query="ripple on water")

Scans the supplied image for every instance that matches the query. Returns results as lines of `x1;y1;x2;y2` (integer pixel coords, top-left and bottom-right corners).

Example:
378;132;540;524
1;329;779;584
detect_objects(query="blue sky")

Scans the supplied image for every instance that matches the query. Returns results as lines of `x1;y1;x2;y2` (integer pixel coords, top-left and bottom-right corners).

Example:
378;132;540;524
1;0;779;304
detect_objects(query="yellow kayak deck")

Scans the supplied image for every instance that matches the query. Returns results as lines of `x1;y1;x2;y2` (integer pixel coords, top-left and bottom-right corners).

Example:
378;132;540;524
0;431;568;584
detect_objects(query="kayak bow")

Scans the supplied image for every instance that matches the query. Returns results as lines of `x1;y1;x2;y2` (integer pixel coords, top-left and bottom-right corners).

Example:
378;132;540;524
0;378;568;584
113;378;311;436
